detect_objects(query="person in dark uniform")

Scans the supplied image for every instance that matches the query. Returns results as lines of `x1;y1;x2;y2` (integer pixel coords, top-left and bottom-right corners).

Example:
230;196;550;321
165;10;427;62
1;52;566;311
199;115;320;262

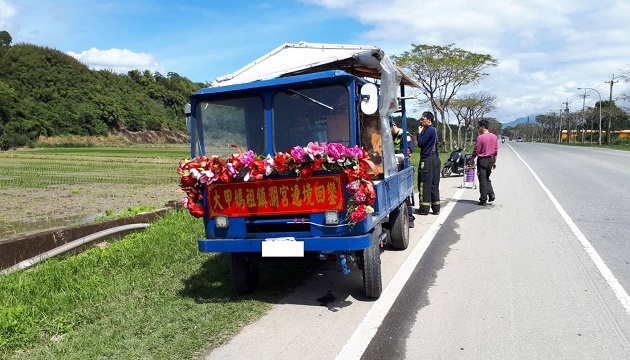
416;111;440;215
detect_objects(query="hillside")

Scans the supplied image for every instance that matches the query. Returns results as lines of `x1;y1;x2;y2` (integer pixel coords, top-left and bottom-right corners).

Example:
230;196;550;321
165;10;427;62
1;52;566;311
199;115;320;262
0;37;204;149
502;115;540;128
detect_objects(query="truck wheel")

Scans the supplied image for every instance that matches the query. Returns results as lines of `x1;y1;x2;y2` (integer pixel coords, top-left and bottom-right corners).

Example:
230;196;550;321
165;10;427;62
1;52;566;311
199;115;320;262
362;230;382;298
389;203;409;250
441;166;452;178
231;252;259;294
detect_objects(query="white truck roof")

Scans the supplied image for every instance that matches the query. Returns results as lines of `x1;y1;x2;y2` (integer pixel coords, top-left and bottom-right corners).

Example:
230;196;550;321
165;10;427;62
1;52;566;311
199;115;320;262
211;41;419;88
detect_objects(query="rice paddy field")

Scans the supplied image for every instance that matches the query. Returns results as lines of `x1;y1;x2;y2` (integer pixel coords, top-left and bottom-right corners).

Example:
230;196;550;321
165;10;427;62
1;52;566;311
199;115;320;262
0;146;193;240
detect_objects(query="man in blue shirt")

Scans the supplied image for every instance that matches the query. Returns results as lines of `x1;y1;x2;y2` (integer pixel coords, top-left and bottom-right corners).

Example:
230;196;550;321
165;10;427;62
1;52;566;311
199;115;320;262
416;111;441;215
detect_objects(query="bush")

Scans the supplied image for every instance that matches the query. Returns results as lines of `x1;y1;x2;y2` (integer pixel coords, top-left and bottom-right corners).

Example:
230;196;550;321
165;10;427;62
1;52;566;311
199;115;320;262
610;137;630;146
145;117;162;131
0;132;33;150
126;118;145;132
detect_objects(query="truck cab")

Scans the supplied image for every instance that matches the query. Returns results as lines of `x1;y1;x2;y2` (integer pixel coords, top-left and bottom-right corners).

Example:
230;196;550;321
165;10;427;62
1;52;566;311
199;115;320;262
180;43;418;298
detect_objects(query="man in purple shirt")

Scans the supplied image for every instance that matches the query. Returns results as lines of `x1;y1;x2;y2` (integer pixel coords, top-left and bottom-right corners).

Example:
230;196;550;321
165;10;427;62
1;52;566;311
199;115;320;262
468;120;498;206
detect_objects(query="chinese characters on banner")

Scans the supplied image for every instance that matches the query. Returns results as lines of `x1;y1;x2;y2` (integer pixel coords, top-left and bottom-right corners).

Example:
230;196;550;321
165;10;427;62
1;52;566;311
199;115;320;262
207;175;345;217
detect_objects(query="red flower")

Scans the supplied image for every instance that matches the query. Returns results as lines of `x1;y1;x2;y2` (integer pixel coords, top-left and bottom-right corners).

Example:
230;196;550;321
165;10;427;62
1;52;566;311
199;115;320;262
186;161;200;170
273;153;286;172
300;166;313;178
285;156;300;172
251;159;266;175
188;203;205;218
218;172;231;183
209;156;226;174
312;158;325;171
362;181;376;205
228;153;243;171
351;204;368;222
342;168;359;183
180;174;196;188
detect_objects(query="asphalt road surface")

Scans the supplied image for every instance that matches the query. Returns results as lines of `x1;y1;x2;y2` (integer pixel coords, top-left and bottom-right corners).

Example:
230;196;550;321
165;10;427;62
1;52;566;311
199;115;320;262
203;142;630;360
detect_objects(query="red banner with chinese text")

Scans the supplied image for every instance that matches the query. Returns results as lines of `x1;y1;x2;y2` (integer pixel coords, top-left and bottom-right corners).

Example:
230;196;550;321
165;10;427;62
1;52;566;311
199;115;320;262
206;174;345;217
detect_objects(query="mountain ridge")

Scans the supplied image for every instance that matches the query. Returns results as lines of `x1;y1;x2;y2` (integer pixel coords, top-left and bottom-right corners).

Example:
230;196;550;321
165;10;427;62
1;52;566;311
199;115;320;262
503;115;539;128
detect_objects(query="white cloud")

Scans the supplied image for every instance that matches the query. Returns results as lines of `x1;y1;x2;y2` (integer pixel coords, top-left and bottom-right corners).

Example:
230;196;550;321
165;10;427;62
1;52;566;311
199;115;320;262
3;0;629;122
303;0;630;122
0;0;18;31
67;48;167;75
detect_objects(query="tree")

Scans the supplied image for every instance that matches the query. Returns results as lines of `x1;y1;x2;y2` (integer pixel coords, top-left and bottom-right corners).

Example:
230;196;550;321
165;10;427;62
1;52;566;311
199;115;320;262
483;117;502;136
451;91;497;146
620;72;630;104
392;44;498;151
0;31;12;48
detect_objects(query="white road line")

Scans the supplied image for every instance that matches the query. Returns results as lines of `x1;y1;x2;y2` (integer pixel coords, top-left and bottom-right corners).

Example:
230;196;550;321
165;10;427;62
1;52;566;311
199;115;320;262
509;145;630;315
335;188;465;360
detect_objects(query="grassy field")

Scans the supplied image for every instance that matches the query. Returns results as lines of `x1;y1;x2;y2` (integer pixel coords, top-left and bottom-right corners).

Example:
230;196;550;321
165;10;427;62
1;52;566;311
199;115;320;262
0;146;193;239
0;210;307;359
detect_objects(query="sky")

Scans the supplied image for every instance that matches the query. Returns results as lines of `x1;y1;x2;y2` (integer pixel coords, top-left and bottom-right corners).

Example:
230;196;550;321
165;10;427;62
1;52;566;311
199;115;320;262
1;0;629;123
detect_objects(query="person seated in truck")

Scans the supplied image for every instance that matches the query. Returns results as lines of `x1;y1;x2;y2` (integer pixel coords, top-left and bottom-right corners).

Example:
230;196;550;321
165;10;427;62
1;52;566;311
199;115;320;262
390;118;414;155
360;114;383;177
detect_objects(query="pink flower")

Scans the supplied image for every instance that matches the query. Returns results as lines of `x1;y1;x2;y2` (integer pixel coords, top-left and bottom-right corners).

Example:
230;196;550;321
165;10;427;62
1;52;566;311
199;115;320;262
240;150;255;166
342;145;363;159
198;170;219;184
189;168;201;180
346;181;360;193
325;143;345;163
305;142;325;160
264;155;275;176
225;163;239;178
352;191;366;203
289;146;305;162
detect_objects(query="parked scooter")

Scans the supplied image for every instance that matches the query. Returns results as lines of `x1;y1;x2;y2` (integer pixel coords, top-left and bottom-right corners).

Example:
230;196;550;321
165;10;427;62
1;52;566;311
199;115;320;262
441;147;470;177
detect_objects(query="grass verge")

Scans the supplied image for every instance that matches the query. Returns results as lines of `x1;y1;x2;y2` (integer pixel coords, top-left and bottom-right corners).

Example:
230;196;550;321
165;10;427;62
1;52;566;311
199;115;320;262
1;210;306;359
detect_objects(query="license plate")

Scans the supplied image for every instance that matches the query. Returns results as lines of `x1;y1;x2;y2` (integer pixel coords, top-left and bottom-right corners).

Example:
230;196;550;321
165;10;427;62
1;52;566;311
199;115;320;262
262;237;304;257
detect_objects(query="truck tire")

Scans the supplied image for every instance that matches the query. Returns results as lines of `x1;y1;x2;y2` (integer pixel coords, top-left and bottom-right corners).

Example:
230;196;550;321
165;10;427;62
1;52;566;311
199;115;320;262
389;203;409;250
231;252;259;294
362;230;382;298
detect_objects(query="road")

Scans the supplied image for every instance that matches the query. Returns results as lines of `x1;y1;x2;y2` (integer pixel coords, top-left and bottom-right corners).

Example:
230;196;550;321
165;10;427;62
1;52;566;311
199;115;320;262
202;142;630;360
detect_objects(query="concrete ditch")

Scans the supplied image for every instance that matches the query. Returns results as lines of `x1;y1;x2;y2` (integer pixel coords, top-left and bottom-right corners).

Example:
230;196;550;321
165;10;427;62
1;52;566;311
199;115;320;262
0;207;176;270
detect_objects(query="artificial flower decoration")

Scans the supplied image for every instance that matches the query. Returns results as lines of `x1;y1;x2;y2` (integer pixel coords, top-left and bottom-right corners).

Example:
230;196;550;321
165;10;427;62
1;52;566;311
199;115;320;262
177;142;377;224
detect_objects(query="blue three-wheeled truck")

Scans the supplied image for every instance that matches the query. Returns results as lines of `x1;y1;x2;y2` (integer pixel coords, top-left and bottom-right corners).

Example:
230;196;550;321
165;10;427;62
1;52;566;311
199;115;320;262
181;42;419;298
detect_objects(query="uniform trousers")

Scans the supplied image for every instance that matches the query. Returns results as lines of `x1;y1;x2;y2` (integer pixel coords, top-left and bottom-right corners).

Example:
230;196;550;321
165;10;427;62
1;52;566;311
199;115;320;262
418;154;441;214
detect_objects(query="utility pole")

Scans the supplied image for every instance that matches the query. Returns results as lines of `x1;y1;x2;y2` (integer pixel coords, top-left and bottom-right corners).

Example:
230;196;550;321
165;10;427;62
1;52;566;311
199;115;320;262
580;90;589;144
558;99;571;144
605;74;618;144
558;105;562;144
